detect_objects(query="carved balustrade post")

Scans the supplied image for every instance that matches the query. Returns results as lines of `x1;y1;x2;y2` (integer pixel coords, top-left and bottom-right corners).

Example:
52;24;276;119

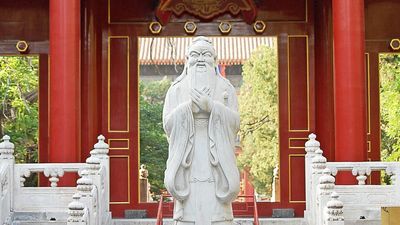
0;135;15;223
77;170;93;197
89;135;109;211
385;165;400;187
85;154;101;225
86;153;101;179
351;167;371;185
310;147;327;225
90;135;109;166
19;169;31;187
394;166;400;186
76;170;96;225
324;192;344;225
305;133;320;218
86;154;101;187
385;165;400;202
318;168;335;225
44;168;65;187
67;193;87;225
0;135;15;161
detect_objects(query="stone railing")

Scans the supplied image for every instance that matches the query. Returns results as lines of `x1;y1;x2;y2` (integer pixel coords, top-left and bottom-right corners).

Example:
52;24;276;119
67;135;111;225
14;163;85;212
0;135;15;225
0;135;111;225
304;134;400;225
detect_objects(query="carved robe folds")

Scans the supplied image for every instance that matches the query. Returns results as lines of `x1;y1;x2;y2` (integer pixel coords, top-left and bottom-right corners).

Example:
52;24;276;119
163;74;240;224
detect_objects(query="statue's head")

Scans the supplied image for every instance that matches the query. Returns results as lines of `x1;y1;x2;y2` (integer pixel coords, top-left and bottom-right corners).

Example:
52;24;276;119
185;36;217;74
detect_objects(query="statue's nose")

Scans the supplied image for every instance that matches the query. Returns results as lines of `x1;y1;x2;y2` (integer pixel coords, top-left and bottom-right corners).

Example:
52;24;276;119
197;55;205;62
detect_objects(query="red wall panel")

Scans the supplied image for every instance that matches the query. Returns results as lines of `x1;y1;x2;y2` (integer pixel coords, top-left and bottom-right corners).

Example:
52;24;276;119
109;0;156;23
108;37;129;132
288;36;309;131
289;155;305;202
0;0;49;41
365;0;400;40
257;0;307;22
110;156;131;203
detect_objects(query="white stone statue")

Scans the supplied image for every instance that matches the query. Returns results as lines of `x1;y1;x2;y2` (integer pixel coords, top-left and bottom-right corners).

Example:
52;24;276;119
163;36;240;225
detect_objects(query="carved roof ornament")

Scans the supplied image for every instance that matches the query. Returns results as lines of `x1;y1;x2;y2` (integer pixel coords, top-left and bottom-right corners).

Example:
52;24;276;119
156;0;257;25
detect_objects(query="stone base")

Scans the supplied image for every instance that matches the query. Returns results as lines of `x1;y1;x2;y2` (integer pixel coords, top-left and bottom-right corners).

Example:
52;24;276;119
11;211;67;225
124;210;147;219
113;218;381;225
113;218;307;225
272;209;295;218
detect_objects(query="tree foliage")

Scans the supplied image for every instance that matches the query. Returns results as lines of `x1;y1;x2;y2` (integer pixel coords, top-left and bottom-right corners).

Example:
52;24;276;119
380;54;400;162
238;45;278;196
139;78;171;198
0;56;38;164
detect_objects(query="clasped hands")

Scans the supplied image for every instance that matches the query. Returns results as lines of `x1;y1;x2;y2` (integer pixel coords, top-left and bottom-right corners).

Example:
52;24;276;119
190;87;213;113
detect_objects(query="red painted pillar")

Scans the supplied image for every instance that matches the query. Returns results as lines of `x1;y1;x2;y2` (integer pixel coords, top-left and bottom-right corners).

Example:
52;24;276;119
219;64;226;77
49;0;81;166
332;0;367;184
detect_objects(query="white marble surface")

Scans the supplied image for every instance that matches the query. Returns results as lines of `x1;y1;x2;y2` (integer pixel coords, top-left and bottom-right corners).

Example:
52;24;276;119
304;134;399;225
113;218;307;225
0;135;111;225
163;36;240;224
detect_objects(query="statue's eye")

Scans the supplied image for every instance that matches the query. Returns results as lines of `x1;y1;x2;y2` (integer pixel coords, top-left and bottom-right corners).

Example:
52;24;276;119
190;52;199;58
203;52;212;57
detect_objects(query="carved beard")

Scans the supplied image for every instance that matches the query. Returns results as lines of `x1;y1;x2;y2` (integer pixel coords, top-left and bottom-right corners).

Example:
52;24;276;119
188;63;216;91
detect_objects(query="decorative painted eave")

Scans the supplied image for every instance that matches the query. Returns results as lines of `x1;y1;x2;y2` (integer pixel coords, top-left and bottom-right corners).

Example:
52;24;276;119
139;36;275;66
156;0;257;25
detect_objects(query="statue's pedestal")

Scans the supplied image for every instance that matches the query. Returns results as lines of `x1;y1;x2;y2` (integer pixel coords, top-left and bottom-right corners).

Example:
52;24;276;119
139;178;149;202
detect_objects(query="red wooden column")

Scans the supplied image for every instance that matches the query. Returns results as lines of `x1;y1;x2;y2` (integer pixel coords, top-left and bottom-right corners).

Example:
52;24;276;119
49;0;81;166
333;0;367;183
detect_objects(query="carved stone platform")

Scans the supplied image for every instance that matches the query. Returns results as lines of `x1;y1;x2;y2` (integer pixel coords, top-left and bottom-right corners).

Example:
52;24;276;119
113;218;307;225
112;218;381;225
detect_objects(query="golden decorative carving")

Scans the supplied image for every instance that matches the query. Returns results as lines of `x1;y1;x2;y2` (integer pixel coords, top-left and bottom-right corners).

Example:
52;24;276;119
184;21;197;34
149;22;162;34
219;21;232;34
390;39;400;51
16;40;29;53
156;0;256;24
253;20;266;34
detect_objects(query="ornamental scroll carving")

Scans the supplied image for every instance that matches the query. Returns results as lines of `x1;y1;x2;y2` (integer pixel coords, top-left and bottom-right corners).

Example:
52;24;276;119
156;0;257;24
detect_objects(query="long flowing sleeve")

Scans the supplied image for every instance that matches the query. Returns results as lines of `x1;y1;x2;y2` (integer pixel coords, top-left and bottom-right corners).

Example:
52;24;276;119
163;85;194;201
208;85;241;203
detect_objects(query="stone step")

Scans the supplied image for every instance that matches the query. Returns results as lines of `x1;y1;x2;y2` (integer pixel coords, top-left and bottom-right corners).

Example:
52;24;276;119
11;212;67;225
12;221;66;225
344;219;380;225
124;210;147;219
113;218;381;225
113;218;306;225
13;211;68;221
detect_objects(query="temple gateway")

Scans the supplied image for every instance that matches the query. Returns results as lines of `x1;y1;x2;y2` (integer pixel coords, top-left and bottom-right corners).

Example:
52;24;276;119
0;0;399;224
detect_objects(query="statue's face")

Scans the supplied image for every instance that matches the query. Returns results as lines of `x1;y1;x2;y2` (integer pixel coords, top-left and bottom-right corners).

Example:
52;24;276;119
187;43;216;73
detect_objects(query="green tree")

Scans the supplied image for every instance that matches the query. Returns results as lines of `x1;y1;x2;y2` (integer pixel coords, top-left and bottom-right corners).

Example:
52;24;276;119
380;54;400;162
0;56;39;164
238;45;278;196
139;78;171;198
